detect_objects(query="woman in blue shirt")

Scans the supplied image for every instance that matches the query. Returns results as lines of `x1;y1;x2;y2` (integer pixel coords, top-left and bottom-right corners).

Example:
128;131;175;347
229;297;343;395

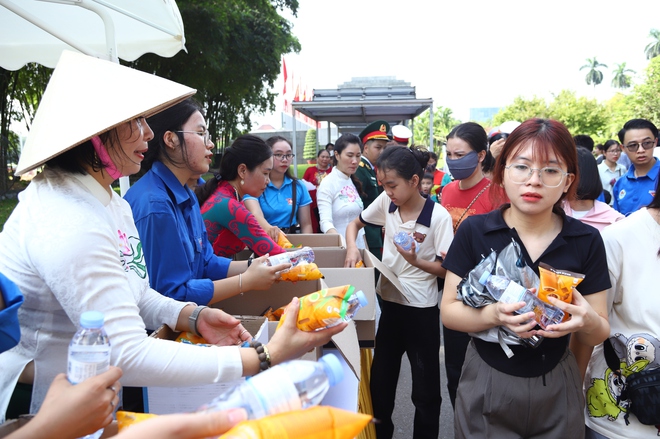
125;99;288;306
244;136;313;240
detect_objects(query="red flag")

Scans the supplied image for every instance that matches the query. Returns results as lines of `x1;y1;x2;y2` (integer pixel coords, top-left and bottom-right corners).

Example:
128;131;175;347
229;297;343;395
282;58;288;95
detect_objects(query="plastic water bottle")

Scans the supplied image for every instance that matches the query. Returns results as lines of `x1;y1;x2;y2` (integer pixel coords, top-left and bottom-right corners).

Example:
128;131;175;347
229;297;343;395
394;231;417;252
198;354;344;419
68;311;111;439
478;272;564;329
266;246;315;267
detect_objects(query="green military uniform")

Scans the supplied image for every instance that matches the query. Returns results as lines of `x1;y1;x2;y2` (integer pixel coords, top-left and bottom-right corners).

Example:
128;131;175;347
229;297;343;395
355;156;383;260
356;120;390;261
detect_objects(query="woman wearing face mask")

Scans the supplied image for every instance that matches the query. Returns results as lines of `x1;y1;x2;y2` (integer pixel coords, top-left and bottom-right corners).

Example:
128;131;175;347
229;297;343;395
440;122;503;409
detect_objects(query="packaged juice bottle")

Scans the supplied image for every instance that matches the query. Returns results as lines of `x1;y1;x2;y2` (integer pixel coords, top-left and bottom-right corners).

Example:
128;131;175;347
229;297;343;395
277;285;368;332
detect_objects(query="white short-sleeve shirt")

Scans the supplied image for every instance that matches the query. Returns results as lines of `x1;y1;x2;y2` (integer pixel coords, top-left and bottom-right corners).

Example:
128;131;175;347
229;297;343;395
360;192;453;307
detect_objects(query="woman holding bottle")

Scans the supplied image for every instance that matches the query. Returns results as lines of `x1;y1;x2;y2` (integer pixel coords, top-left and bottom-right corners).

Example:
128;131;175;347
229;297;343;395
440;119;610;438
126;100;285;305
0;52;344;420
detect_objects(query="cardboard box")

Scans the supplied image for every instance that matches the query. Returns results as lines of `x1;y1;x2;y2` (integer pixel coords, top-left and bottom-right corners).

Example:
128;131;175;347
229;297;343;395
210;278;362;380
312;247;407;344
144;316;267;415
0;417;117;438
286;233;345;249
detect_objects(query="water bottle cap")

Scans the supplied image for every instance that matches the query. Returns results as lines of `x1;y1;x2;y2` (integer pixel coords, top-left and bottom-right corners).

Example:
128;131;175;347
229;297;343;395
319;354;344;386
79;311;105;328
478;271;492;286
355;290;368;308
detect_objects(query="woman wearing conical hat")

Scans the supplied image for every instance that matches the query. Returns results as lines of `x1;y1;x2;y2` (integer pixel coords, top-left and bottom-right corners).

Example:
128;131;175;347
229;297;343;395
0;51;344;420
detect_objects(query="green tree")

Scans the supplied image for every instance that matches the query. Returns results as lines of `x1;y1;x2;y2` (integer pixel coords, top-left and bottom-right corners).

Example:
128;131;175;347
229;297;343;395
645;29;660;60
130;0;300;147
0;63;52;192
492;96;549;125
412;106;461;152
303;128;317;161
580;57;608;89
628;56;660;124
547;90;607;138
611;62;635;90
602;93;634;142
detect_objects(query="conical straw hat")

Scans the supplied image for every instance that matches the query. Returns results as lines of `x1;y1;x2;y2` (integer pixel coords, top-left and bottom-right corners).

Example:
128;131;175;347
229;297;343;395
16;51;196;176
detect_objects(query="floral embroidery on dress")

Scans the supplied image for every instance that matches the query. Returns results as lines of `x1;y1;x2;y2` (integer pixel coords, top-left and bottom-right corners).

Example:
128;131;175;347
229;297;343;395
339;184;359;203
118;230;147;279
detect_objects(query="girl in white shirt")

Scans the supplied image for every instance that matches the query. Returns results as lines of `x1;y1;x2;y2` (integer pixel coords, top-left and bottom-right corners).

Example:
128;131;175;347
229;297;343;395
317;133;365;248
344;146;454;439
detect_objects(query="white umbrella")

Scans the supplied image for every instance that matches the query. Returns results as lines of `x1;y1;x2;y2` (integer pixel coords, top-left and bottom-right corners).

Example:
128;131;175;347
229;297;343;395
0;0;186;70
0;0;187;193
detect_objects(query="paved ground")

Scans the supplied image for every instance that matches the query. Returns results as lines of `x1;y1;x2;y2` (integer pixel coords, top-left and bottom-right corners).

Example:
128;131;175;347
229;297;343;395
372;302;454;439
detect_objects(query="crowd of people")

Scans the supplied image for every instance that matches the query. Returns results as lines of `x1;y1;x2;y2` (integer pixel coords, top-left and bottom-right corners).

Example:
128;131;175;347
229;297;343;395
0;50;658;439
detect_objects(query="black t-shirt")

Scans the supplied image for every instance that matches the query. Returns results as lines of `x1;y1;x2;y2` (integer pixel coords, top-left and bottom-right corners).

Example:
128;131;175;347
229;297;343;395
442;206;610;377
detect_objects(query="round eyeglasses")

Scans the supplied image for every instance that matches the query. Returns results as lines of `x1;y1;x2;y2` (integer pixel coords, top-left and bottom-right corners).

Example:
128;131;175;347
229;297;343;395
273;153;295;161
175;130;212;145
505;164;569;188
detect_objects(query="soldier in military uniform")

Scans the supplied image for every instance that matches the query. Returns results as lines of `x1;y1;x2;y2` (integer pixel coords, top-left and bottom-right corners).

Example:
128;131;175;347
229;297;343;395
356;120;390;260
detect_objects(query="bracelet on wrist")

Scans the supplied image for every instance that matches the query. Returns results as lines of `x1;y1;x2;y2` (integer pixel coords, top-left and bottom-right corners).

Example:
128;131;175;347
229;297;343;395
247;340;271;372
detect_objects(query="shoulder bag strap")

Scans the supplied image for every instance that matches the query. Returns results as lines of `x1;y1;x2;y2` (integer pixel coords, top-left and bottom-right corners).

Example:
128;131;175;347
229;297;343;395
287;178;297;227
454;183;490;234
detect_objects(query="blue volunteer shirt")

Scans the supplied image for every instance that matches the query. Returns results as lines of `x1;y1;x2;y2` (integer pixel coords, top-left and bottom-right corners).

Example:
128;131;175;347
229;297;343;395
244;176;312;228
125;162;230;305
0;272;23;354
612;158;660;216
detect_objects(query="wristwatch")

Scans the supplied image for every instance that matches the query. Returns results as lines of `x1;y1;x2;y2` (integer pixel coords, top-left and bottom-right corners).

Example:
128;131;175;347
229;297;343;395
188;305;207;337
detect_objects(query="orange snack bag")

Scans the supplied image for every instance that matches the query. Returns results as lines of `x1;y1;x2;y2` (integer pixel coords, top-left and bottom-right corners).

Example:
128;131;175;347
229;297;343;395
277;231;294;248
538;262;584;305
355;260;364;268
219;406;372;439
175;332;213;346
116;411;158;431
276;285;367;332
278;262;324;282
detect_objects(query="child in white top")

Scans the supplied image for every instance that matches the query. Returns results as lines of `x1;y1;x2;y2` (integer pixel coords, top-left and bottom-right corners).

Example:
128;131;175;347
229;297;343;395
345;146;453;439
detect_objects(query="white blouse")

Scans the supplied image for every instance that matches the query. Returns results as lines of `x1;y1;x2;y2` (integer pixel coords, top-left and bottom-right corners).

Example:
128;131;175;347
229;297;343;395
317;168;365;249
0;169;242;418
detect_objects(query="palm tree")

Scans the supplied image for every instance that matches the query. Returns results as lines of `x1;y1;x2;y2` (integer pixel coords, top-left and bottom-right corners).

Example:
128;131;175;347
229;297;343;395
645;29;660;60
611;62;636;89
580;57;608;90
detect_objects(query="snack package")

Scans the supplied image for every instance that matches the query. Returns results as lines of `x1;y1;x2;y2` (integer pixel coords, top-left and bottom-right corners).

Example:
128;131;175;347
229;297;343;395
354;260;364;268
263;306;285;322
538;262;584;305
276;285;366;332
278;262;324;282
175;332;213;346
277;232;300;249
116;411;158;431
219;406;372;439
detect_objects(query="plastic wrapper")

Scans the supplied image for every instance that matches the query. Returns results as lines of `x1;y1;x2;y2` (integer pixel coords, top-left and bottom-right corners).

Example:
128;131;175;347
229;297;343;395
538;262;584;305
456;238;544;354
116;411;158;431
278;262;324;282
276;285;363;332
354;260;364;268
175;332;213;346
219;406;372;439
277;231;298;249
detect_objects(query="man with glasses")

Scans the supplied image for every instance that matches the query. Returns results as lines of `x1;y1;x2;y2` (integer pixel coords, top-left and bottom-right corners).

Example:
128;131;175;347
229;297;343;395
612;118;660;215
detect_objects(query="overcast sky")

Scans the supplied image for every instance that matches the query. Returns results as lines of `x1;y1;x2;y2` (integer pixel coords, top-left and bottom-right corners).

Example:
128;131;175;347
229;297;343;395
254;0;659;127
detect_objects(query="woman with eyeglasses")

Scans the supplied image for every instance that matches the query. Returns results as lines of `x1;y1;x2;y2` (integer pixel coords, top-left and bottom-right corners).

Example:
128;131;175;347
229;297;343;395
0;53;342;422
126;99;287;305
244;136;313;241
441;119;610;438
597;140;626;204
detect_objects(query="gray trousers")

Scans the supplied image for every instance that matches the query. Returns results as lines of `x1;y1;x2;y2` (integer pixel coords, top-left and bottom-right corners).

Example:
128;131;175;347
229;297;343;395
454;340;585;439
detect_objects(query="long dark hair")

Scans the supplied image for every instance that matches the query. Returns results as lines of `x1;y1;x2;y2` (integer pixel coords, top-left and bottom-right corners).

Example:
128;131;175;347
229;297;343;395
334;133;363;196
195;134;272;205
142;98;202;173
